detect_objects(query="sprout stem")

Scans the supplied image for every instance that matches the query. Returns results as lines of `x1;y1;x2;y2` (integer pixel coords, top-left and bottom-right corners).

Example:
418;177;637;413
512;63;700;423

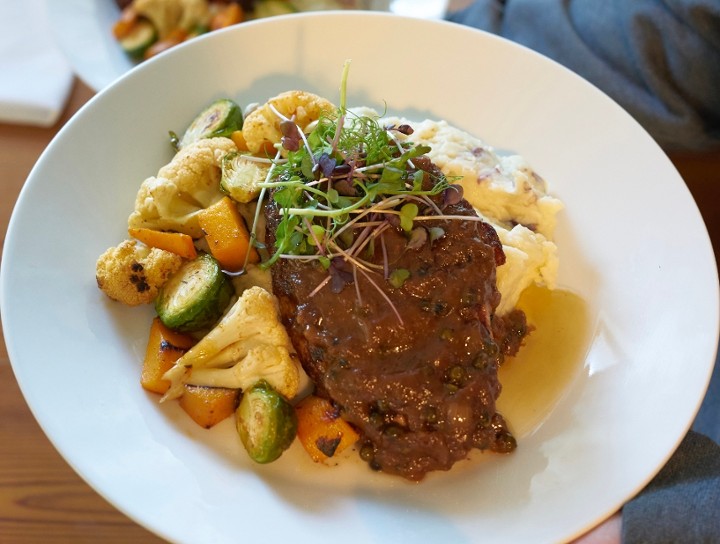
308;275;332;298
357;268;403;326
414;214;486;222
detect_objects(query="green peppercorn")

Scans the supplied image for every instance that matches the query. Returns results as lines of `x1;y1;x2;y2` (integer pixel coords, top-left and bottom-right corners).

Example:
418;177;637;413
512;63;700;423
423;406;439;425
481;340;500;357
477;410;490;426
368;411;384;427
359;442;375;462
473;353;489;370
472;432;490;450
447;365;467;386
460;290;477;306
495;432;517;453
444;383;459;395
383;425;403;438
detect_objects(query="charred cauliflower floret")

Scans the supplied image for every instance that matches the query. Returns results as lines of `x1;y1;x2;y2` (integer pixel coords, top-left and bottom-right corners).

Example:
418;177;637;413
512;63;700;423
241;90;336;154
127;137;237;238
96;239;183;306
161;286;300;401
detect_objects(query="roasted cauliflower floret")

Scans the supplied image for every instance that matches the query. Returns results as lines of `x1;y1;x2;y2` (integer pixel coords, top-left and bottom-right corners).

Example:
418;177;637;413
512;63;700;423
133;0;208;39
176;0;208;32
96;239;183;306
242;90;336;154
162;286;300;400
127;137;237;238
189;344;297;396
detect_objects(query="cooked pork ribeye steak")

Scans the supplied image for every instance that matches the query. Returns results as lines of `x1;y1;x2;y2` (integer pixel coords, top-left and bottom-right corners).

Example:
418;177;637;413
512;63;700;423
265;156;527;481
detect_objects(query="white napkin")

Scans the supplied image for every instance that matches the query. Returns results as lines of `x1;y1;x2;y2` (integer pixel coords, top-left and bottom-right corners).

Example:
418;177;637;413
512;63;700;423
0;0;74;127
386;0;449;19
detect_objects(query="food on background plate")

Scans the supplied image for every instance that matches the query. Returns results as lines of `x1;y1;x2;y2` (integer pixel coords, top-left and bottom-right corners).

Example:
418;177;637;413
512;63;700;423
112;0;373;61
95;69;562;480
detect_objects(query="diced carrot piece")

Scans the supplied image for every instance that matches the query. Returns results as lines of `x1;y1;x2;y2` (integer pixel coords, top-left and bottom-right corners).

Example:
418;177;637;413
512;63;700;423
143;28;188;59
197;196;259;272
295;395;360;463
141;318;196;394
210;3;243;30
179;385;240;428
112;6;138;39
128;227;198;260
230;130;248;152
260;141;277;156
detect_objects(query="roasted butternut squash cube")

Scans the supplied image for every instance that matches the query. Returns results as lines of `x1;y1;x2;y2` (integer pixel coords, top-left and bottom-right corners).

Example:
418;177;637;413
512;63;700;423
197;196;259;272
179;385;240;429
141;317;195;394
128;227;197;260
295;395;359;463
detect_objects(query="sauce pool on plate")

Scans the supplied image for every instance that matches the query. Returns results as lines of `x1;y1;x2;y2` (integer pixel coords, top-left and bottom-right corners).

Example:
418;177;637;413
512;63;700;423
498;284;593;437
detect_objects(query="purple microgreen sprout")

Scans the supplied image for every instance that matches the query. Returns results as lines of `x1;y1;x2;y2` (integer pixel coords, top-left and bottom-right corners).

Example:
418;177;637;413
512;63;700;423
333;178;356;196
394;124;414;136
280;119;301;151
314;152;337;179
329;256;354;293
269;103;316;165
442;184;464;207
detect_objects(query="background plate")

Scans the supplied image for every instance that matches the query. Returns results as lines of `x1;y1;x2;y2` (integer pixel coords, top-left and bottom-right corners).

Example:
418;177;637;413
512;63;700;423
45;0;449;91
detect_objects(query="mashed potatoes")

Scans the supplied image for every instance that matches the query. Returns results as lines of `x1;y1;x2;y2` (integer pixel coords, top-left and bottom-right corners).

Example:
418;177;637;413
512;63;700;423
379;114;563;315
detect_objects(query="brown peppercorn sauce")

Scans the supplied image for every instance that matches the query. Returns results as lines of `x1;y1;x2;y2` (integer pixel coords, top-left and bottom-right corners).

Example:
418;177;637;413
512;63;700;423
266;160;528;481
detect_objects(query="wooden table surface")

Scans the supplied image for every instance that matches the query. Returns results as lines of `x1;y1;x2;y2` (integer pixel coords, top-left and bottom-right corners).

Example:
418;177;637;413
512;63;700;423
0;80;167;543
1;78;718;544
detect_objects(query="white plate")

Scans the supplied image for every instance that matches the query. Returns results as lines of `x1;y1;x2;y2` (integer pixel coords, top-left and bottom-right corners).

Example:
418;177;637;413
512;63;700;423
45;0;448;91
3;12;718;544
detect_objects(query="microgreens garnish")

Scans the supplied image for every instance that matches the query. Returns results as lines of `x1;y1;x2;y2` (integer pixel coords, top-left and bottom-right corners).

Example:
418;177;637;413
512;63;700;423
246;62;467;322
